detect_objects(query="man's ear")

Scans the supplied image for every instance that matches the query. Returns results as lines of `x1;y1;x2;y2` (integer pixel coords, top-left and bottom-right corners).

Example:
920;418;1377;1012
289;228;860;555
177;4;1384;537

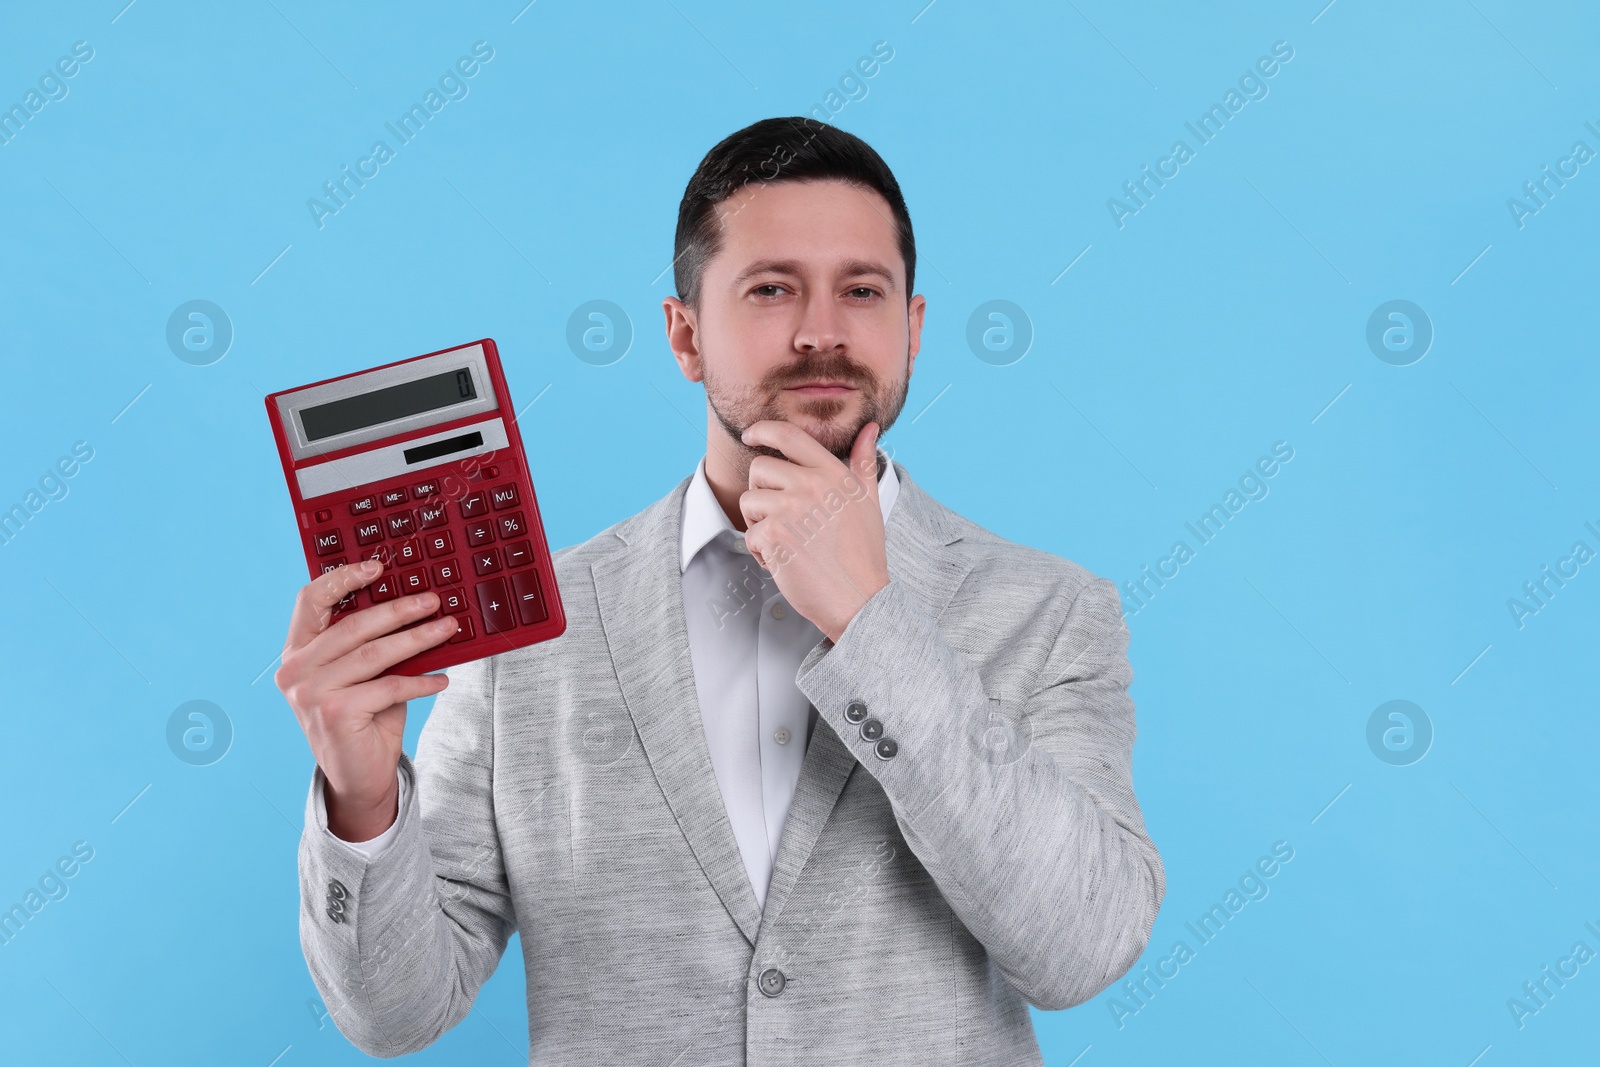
663;296;703;383
906;293;927;376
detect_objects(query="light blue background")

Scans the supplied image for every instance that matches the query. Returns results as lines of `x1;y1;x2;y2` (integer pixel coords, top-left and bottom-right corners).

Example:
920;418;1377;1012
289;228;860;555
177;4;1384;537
1;1;1595;1063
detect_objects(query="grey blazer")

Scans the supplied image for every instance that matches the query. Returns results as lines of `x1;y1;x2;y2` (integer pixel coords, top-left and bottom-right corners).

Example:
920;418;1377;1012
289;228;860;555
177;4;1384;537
298;459;1164;1065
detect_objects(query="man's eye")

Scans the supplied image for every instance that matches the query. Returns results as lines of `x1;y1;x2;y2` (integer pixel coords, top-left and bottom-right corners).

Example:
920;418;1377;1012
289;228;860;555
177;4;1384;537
848;287;880;300
752;284;785;297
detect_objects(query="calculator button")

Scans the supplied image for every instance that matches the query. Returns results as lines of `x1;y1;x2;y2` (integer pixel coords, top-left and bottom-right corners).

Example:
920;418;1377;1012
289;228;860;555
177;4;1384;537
425;531;455;558
475;578;515;633
490;484;519;510
465;520;495;547
319;557;347;575
354;520;385;546
349;496;377;516
312;530;343;556
314;508;332;523
439;587;468;614
364;544;395;568
386;513;415;537
503;540;533;568
473;548;502;576
448;614;476;644
412;480;440;499
332;595;356;619
394;537;423;566
433;559;462;585
511;570;548;625
417;501;448;529
370;575;400;602
496;512;526;539
381;489;409;508
400;568;430;593
460;492;488;519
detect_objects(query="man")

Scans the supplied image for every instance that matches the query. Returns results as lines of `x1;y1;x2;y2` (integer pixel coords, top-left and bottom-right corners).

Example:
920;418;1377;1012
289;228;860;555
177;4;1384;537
277;115;1164;1064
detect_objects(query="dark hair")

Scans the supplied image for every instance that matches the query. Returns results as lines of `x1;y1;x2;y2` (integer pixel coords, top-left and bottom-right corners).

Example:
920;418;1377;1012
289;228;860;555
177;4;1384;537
673;116;916;309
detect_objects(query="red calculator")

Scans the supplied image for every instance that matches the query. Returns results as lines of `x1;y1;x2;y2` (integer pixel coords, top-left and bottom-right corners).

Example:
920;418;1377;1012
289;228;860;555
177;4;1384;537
266;338;565;674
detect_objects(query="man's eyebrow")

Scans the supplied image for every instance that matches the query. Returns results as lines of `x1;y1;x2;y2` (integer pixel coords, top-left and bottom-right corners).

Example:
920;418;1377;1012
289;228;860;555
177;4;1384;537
729;258;899;291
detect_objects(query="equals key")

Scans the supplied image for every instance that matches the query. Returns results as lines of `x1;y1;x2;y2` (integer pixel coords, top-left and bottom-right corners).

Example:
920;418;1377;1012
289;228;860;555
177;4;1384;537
510;570;547;625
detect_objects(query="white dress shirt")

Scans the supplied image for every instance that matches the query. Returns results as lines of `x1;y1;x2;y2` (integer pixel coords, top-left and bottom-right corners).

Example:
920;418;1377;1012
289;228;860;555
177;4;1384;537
327;451;899;914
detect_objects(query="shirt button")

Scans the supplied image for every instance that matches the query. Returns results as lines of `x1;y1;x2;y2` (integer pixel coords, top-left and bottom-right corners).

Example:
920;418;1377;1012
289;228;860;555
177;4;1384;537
773;728;790;745
758;967;786;997
732;537;748;553
770;603;786;620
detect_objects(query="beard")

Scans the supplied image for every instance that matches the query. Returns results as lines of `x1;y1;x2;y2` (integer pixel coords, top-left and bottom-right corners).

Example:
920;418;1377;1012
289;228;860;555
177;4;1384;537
704;348;911;472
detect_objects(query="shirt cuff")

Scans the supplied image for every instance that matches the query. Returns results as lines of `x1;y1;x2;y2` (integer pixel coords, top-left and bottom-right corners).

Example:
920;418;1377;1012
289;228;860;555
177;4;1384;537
322;763;409;860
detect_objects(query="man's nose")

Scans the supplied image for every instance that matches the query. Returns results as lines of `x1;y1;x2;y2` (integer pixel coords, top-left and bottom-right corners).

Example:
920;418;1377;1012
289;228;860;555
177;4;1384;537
793;292;846;353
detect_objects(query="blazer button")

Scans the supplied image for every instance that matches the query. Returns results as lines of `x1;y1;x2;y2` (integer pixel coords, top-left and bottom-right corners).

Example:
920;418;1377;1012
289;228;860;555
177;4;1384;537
859;718;883;742
326;903;346;924
844;700;868;724
757;967;786;997
327;879;348;902
874;737;899;760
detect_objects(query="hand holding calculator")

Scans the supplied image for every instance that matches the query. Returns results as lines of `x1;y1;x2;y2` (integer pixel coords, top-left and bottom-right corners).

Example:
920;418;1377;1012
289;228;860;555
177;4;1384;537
266;339;566;675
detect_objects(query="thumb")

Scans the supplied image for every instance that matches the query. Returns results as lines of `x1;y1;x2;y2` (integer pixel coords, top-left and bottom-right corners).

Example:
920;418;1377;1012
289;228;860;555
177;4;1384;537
851;421;879;480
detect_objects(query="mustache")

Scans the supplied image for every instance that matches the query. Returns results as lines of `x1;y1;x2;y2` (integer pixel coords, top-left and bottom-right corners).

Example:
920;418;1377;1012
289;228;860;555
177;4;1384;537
767;356;875;389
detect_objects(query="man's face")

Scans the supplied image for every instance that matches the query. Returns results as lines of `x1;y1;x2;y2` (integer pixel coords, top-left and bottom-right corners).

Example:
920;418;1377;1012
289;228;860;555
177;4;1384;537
668;178;925;465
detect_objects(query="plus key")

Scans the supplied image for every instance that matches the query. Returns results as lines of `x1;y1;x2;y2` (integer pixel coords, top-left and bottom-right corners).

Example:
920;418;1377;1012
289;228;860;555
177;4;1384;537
475;577;515;633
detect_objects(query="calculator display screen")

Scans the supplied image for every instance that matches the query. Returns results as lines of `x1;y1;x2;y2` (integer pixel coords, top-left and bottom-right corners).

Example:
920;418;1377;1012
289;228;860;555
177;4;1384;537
300;368;478;442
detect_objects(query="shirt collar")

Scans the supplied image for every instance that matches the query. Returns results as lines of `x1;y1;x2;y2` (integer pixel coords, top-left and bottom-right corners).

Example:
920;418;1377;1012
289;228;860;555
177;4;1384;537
680;449;900;573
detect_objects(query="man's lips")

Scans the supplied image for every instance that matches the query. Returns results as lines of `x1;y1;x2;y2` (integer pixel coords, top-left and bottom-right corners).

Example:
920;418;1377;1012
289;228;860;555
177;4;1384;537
784;381;856;395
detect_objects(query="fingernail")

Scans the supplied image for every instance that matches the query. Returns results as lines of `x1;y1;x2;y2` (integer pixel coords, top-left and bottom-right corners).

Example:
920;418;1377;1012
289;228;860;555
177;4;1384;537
363;559;381;574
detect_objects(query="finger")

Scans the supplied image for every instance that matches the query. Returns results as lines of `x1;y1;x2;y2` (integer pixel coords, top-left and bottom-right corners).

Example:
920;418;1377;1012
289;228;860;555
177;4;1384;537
324;670;451;721
286;560;384;651
303;591;442;668
324;613;462;688
740;419;834;468
849;421;880;483
747;454;802;491
737;487;785;528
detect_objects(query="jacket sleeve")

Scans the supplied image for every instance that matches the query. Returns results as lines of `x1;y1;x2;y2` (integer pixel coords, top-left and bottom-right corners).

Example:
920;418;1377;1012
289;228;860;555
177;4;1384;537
297;651;516;1056
794;573;1164;1011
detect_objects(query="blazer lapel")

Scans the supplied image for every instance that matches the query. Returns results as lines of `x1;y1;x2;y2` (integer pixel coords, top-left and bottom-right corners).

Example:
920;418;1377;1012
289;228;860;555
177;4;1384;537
590;459;975;947
591;475;766;945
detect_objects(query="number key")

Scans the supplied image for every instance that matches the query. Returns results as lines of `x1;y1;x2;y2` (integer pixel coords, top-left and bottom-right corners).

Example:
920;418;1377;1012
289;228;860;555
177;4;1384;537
425;531;455;558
